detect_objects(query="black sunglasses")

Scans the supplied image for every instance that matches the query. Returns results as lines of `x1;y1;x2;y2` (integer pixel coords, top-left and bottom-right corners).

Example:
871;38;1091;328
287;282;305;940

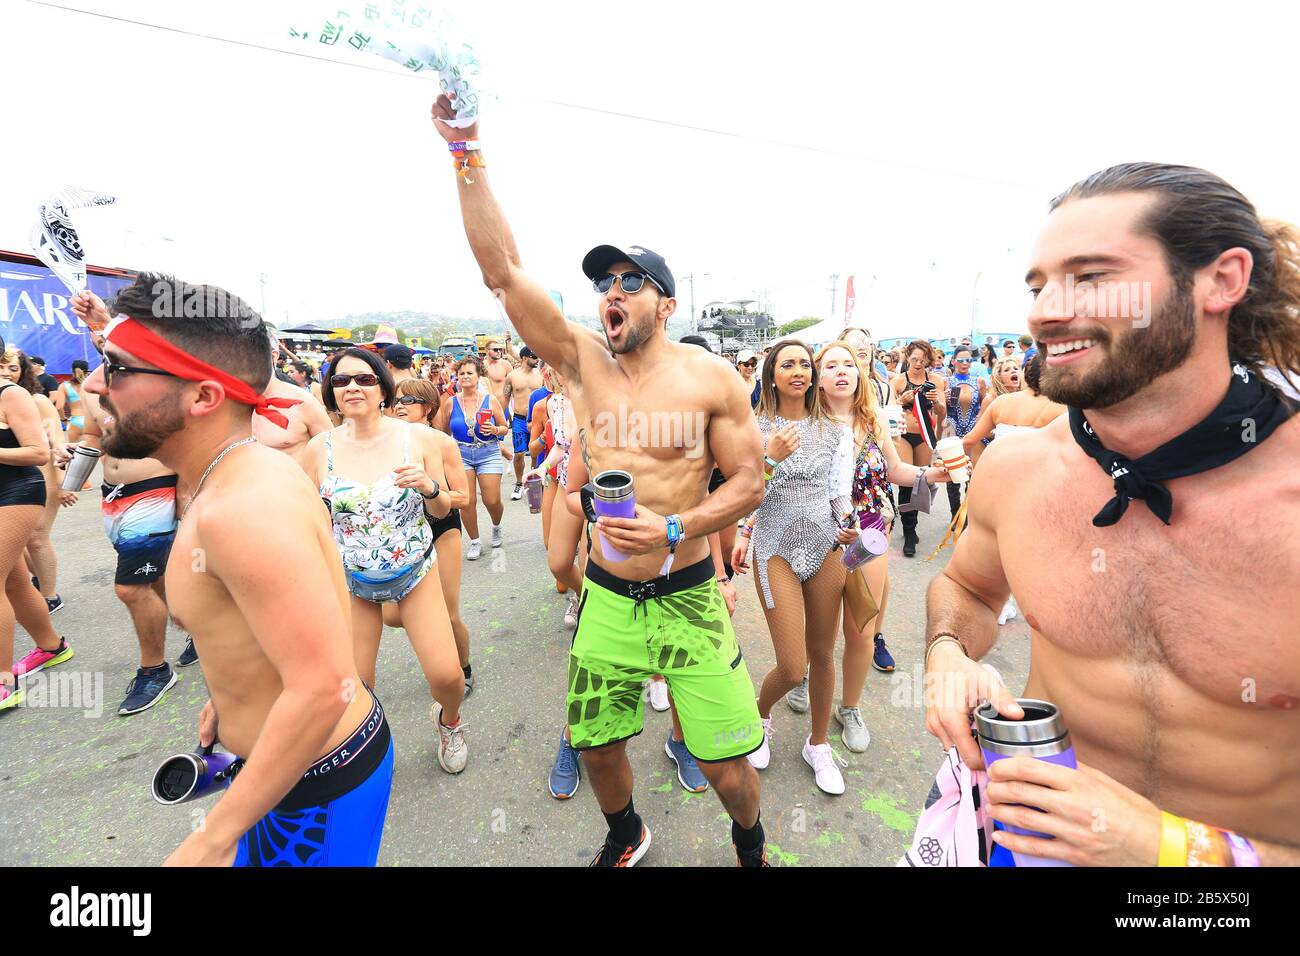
330;373;380;388
593;272;663;296
395;395;427;406
103;362;182;389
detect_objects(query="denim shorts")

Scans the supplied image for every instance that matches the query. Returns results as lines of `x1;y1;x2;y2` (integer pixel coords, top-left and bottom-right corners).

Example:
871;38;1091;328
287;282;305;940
459;441;505;475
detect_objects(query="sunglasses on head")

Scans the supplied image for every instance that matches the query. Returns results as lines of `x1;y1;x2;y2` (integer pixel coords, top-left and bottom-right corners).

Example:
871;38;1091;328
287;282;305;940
395;395;427;406
593;272;663;295
330;373;380;388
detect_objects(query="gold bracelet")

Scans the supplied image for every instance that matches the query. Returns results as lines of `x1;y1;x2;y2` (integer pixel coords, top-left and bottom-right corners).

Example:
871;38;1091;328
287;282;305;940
1158;811;1188;867
924;635;966;667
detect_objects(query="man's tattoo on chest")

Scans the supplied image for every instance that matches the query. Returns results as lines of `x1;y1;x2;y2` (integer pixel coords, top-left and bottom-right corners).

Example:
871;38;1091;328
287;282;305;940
579;428;591;469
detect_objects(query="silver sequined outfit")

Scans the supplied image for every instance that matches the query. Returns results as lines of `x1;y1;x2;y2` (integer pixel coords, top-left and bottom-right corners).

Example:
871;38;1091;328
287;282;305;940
752;415;854;609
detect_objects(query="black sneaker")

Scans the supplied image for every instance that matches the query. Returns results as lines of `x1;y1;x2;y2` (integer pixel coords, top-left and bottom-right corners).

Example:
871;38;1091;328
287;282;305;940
118;664;178;715
45;595;64;615
736;843;770;867
589;824;652;867
177;636;199;667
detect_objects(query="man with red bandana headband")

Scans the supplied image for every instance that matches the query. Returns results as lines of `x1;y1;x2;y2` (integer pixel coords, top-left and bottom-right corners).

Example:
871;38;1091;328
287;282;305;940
81;274;393;867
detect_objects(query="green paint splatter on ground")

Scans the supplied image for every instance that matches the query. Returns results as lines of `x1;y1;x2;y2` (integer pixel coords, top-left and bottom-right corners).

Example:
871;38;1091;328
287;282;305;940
715;813;731;823
679;791;705;807
847;770;864;777
767;843;800;867
489;621;502;629
652;782;673;794
910;748;922;759
813;831;846;848
860;792;916;833
483;646;497;656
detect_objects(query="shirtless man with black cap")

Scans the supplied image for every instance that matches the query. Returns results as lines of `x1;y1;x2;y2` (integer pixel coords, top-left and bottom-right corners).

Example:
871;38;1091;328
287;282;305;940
432;96;768;866
82;275;391;866
926;163;1299;866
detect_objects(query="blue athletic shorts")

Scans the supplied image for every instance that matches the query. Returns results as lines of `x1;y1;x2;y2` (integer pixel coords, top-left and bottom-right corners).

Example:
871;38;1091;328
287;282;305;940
234;694;393;867
511;414;529;457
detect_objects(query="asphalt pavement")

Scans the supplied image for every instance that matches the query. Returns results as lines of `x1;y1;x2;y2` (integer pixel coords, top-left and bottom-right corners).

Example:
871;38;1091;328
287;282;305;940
0;478;1030;866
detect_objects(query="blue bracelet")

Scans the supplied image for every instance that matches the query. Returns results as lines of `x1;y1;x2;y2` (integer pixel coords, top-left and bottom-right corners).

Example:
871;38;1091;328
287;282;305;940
665;514;684;547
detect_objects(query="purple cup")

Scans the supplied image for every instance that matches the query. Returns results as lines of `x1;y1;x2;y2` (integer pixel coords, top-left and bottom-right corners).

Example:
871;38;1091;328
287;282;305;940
977;698;1077;867
151;747;243;806
592;470;635;562
525;474;545;513
841;527;889;572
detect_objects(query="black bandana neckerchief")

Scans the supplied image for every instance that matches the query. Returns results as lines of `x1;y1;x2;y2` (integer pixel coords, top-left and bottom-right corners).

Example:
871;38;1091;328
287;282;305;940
1068;364;1296;527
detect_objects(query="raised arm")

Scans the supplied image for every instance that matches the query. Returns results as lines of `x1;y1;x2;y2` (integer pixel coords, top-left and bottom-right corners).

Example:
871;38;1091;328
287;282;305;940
430;97;584;378
962;393;1003;452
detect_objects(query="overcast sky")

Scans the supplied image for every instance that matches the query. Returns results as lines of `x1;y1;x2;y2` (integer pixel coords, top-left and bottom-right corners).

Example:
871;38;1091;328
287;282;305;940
3;0;1296;340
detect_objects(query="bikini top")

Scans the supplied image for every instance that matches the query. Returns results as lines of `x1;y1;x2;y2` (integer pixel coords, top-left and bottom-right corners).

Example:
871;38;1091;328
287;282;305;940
320;423;429;561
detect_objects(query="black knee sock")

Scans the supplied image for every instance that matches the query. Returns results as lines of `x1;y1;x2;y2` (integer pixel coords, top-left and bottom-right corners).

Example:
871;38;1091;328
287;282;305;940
723;561;734;581
462;664;472;679
604;798;642;846
732;814;764;854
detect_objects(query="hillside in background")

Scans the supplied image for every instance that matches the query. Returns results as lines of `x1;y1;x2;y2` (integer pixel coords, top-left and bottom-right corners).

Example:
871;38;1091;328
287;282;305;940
330;310;696;346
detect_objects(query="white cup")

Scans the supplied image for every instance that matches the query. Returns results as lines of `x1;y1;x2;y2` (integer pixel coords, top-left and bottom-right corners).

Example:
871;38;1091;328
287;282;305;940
61;446;102;490
933;436;971;483
881;405;904;439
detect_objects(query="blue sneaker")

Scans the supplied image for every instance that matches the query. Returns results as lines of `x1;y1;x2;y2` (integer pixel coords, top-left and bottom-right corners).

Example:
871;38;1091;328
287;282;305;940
118;663;178;715
665;732;709;793
872;633;896;673
549;733;581;799
177;636;199;667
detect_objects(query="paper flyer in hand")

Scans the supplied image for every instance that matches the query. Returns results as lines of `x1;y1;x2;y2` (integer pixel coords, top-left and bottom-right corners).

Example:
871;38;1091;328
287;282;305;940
290;3;481;127
30;186;118;295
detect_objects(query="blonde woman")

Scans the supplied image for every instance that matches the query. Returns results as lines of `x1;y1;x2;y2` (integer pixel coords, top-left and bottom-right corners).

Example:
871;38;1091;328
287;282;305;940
815;340;951;751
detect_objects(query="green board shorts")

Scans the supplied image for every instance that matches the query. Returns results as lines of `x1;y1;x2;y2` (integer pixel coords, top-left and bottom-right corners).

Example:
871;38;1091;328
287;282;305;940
567;556;763;763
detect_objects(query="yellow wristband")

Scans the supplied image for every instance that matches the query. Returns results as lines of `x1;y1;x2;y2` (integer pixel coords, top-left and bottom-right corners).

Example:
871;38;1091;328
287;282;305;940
1158;811;1188;867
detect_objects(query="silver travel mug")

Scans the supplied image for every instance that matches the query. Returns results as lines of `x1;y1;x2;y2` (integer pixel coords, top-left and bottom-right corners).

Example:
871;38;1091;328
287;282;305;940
61;446;102;490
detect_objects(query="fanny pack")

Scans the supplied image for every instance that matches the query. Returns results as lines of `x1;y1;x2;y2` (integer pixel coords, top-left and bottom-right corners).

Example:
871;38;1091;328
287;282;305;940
346;539;434;603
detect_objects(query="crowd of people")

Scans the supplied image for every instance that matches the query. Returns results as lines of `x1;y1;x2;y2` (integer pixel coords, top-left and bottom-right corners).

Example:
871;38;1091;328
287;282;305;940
0;99;1296;870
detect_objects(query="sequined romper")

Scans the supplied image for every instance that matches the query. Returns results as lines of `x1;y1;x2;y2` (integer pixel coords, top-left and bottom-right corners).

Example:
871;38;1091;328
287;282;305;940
752;415;855;609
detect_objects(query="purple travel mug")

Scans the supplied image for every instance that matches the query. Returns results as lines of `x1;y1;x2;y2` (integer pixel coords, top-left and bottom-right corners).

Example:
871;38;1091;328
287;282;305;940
592;470;636;562
841;527;888;572
151;745;244;806
525;474;545;513
976;698;1077;867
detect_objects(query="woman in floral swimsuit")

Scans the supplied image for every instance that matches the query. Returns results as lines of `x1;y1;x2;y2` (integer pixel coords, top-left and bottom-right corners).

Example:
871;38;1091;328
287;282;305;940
304;348;469;775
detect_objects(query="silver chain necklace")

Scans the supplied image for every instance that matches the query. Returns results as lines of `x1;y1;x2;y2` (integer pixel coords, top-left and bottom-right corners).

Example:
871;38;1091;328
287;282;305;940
180;437;257;523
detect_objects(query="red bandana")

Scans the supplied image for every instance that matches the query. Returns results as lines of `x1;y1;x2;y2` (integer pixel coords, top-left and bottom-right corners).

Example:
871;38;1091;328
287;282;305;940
104;318;301;428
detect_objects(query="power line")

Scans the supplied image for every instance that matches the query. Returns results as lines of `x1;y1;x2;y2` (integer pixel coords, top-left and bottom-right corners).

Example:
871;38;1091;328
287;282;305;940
25;0;1040;190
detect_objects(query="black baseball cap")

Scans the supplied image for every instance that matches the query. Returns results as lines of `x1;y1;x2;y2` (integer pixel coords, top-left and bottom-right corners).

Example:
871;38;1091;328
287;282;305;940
520;346;536;360
384;344;414;369
582;244;675;298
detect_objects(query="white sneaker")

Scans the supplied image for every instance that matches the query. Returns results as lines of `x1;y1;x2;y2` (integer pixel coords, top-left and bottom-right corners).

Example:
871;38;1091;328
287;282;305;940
648;678;670;712
563;592;581;629
998;595;1018;626
511;484;523;501
802;737;847;795
432;700;468;774
466;539;482;561
747;716;773;770
785;671;809;713
491;525;504;548
834;705;871;753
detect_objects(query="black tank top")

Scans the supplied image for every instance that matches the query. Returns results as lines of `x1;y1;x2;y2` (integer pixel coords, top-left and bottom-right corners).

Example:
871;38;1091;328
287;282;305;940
0;384;45;486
